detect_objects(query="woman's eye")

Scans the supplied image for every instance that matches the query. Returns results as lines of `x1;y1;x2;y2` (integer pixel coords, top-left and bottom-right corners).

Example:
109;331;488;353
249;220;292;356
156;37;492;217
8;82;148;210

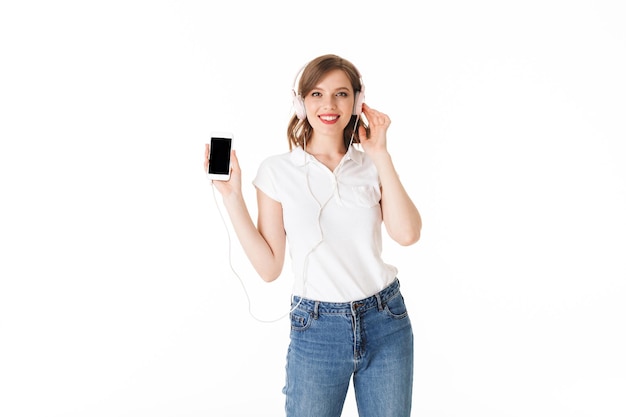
337;92;348;97
311;92;321;97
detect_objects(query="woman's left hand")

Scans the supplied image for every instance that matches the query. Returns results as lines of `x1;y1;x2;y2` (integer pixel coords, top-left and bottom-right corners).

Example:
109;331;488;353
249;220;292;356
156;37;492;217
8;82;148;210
358;103;391;156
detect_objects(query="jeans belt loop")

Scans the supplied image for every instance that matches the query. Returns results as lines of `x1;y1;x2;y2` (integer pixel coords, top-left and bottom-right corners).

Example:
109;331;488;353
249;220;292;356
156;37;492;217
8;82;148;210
375;292;384;311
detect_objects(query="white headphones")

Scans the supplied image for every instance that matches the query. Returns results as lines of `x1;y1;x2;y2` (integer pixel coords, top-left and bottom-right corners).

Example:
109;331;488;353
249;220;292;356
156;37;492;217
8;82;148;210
291;63;365;121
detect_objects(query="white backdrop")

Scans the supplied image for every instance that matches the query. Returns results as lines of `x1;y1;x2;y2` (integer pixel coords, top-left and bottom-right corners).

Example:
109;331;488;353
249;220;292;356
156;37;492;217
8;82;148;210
1;1;625;416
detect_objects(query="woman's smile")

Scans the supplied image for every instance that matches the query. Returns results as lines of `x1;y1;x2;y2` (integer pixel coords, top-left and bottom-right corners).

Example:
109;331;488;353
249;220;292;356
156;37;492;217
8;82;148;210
319;114;340;124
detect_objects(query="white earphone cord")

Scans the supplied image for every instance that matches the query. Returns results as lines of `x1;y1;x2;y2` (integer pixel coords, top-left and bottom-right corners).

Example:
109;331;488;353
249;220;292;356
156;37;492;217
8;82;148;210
210;183;296;323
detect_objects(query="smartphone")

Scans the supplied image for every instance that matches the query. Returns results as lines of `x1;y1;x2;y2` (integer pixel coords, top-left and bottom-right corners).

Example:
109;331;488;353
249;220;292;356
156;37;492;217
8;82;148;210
207;131;233;181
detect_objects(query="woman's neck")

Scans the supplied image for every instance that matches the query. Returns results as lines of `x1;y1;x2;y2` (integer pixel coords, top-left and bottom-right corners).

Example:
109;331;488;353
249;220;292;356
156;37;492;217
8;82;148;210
304;134;348;171
305;132;345;155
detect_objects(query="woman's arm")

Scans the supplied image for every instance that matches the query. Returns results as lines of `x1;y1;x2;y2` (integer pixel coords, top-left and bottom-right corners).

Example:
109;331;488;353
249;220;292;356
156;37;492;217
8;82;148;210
205;146;286;281
358;104;422;246
371;151;422;246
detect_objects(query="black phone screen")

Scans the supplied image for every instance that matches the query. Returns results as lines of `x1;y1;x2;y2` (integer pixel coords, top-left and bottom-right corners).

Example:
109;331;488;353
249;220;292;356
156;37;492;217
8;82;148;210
208;137;232;175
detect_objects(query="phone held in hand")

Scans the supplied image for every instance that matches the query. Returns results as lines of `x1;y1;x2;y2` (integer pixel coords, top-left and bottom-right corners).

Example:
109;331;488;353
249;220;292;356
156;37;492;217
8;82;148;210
207;132;233;181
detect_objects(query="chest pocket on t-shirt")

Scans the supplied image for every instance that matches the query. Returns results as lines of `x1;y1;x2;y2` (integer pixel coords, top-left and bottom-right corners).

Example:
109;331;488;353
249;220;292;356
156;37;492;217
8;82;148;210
337;184;381;208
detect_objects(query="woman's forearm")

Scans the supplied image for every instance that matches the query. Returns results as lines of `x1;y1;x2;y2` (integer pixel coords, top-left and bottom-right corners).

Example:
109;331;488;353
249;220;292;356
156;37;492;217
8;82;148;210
372;152;422;246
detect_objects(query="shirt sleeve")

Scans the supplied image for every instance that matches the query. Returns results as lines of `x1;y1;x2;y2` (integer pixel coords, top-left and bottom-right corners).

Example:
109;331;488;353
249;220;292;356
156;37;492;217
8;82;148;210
252;157;281;202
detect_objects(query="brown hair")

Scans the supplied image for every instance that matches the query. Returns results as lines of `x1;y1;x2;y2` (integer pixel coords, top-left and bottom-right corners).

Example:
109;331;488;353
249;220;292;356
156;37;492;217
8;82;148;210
287;54;366;150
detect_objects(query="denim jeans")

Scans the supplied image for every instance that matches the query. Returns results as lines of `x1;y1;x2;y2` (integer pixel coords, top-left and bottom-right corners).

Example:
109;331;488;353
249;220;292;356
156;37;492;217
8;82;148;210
283;279;413;417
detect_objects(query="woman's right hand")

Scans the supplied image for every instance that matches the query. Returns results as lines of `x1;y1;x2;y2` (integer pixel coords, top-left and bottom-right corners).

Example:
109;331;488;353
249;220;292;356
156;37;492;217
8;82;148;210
204;144;242;199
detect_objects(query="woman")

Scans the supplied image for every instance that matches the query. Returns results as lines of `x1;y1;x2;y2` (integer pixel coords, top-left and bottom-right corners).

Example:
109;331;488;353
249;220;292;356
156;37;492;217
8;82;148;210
204;54;422;417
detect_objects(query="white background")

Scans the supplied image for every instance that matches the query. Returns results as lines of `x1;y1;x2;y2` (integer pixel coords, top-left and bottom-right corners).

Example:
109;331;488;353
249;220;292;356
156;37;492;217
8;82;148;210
1;1;625;416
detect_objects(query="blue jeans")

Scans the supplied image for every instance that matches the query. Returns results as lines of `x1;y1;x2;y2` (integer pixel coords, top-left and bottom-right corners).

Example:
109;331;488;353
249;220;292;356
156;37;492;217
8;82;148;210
283;279;413;417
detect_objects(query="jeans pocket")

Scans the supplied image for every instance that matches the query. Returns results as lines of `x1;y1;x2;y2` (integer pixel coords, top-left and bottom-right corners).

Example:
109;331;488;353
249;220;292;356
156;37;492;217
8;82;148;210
290;308;312;331
383;293;409;319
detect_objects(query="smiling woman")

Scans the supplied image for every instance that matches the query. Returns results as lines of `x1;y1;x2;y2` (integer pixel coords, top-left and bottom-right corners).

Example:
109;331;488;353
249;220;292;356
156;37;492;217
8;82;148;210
205;53;422;417
2;1;625;417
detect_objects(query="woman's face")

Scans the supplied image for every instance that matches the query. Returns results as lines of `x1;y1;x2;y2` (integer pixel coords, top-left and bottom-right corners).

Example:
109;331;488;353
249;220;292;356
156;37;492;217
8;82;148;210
303;69;354;137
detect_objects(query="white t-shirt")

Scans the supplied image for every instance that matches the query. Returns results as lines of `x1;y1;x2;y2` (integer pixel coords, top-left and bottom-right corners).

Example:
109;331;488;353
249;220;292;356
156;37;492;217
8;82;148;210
252;145;398;302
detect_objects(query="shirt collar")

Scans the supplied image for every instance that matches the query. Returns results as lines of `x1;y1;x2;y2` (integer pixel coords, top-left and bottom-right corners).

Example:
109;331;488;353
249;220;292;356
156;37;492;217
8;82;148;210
290;144;364;167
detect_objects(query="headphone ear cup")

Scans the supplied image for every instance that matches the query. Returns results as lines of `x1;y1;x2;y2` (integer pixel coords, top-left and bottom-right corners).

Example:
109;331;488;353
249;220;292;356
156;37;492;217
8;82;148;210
292;92;306;120
353;90;365;115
